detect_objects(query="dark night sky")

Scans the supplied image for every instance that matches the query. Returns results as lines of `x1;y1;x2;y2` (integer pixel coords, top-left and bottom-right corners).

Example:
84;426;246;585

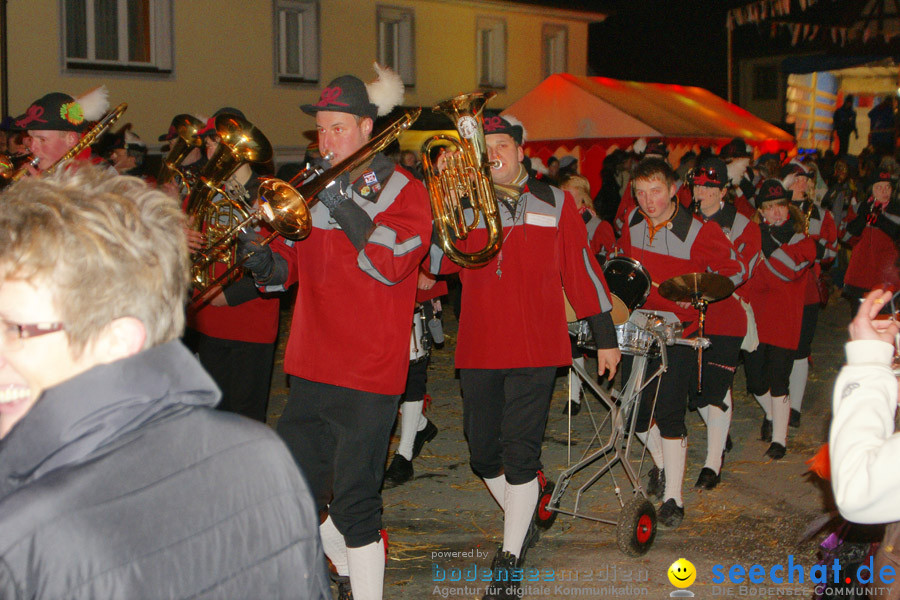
586;0;733;99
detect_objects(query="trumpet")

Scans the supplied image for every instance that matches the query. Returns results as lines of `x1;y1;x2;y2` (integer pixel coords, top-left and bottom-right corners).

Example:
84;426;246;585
0;153;41;189
189;108;421;307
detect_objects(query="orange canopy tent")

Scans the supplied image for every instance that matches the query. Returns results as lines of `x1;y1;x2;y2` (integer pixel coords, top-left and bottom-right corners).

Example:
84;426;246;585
502;73;795;194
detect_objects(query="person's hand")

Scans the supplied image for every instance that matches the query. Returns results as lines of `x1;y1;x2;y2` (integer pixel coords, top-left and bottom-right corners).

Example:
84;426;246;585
597;347;621;379
417;270;436;291
237;229;275;283
183;216;206;252
849;289;899;344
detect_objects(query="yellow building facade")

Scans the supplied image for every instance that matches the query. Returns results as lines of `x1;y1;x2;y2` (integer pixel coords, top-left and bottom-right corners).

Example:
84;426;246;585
2;0;604;158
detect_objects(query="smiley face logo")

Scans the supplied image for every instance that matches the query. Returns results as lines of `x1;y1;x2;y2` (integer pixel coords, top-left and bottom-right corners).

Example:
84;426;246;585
668;558;696;588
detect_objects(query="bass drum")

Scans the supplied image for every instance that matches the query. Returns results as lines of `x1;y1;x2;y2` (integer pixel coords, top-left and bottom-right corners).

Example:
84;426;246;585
602;256;652;325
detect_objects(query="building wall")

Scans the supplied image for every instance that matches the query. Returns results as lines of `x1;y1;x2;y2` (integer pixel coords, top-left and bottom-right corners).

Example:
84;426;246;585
4;0;597;156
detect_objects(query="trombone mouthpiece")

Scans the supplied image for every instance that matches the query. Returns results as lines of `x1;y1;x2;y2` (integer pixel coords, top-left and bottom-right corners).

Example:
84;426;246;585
322;151;335;162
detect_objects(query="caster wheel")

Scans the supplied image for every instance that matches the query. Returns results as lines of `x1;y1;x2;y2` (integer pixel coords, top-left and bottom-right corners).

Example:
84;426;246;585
534;471;558;530
616;496;656;556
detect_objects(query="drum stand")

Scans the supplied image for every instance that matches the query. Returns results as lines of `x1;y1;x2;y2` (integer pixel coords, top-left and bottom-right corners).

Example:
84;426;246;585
546;330;668;556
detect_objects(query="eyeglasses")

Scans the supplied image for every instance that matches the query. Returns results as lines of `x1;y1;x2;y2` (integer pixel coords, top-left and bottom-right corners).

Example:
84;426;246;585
1;319;65;349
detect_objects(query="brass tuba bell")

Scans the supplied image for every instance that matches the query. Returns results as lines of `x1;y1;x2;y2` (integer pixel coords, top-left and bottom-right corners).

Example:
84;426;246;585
157;114;205;186
421;92;503;268
186;113;273;291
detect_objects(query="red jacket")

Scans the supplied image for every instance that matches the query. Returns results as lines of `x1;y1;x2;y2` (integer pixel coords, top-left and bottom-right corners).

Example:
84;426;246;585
616;202;744;337
431;178;616;369
268;160;432;395
741;219;816;350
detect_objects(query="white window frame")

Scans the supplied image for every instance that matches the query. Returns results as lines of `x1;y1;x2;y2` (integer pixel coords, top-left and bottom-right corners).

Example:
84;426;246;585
542;24;567;78
476;17;506;89
376;5;415;87
62;0;173;74
274;0;320;84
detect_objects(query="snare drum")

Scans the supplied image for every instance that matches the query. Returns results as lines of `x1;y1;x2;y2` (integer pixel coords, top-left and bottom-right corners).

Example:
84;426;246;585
615;321;659;357
409;306;430;362
602;256;652;325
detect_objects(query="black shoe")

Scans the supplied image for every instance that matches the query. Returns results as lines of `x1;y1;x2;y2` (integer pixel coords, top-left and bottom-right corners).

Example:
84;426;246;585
765;442;786;460
332;574;353;600
789;409;801;428
646;466;665;500
658;498;685;528
561;399;582;415
411;419;438;459
482;548;522;600
694;467;720;490
760;418;773;442
383;454;413;488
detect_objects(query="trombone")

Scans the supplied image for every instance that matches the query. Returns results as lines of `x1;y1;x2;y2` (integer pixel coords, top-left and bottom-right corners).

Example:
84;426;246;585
189;107;422;307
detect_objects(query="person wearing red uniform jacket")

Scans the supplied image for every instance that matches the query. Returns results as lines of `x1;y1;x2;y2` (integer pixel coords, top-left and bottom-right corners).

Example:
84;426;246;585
690;156;761;490
842;169;900;315
240;66;432;600
616;157;744;528
427;113;620;600
741;180;816;461
185;108;281;425
10;87;111;176
783;165;839;428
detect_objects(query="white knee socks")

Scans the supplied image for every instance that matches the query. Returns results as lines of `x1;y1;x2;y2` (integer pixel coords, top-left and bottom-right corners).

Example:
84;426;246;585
502;478;539;559
570;357;585;402
661;437;687;507
700;391;732;474
754;391;773;420
636;423;664;468
320;515;349;576
397;400;426;460
347;538;385;600
771;395;790;447
789;358;809;413
484;474;507;510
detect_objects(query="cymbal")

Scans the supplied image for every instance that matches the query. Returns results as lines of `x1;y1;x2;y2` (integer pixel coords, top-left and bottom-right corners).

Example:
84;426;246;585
658;273;735;303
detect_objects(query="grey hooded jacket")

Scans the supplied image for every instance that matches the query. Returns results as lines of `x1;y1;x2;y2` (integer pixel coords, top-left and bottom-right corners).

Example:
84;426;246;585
0;341;329;599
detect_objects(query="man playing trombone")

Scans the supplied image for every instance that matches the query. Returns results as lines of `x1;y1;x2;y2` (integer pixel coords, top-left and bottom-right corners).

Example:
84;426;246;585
241;65;432;600
9;87;111;176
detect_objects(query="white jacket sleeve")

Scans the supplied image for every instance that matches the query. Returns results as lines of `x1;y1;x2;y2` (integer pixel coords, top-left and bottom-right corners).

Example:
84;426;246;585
829;339;900;524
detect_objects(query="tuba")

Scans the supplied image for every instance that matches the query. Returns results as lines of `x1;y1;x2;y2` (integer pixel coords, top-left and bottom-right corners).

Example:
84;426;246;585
190;108;421;306
186;113;272;291
157;114;205;186
421;92;503;268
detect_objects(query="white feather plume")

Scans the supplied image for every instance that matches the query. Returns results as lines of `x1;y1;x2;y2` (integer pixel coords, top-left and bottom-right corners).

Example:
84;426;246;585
500;113;527;143
75;85;110;121
632;137;647;155
366;63;404;117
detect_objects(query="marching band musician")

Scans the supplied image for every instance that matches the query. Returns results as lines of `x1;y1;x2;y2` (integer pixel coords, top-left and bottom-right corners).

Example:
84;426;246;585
841;169;900;315
690;156;761;490
383;268;444;487
741;180;817;460
616;157;744;528
241;65;432;600
183;108;281;424
427;112;621;600
783;164;838;428
9;87;110;175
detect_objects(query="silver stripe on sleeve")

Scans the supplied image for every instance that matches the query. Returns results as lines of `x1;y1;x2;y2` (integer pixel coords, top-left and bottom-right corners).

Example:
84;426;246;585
358;251;397;285
368;224;423;256
581;248;613;313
